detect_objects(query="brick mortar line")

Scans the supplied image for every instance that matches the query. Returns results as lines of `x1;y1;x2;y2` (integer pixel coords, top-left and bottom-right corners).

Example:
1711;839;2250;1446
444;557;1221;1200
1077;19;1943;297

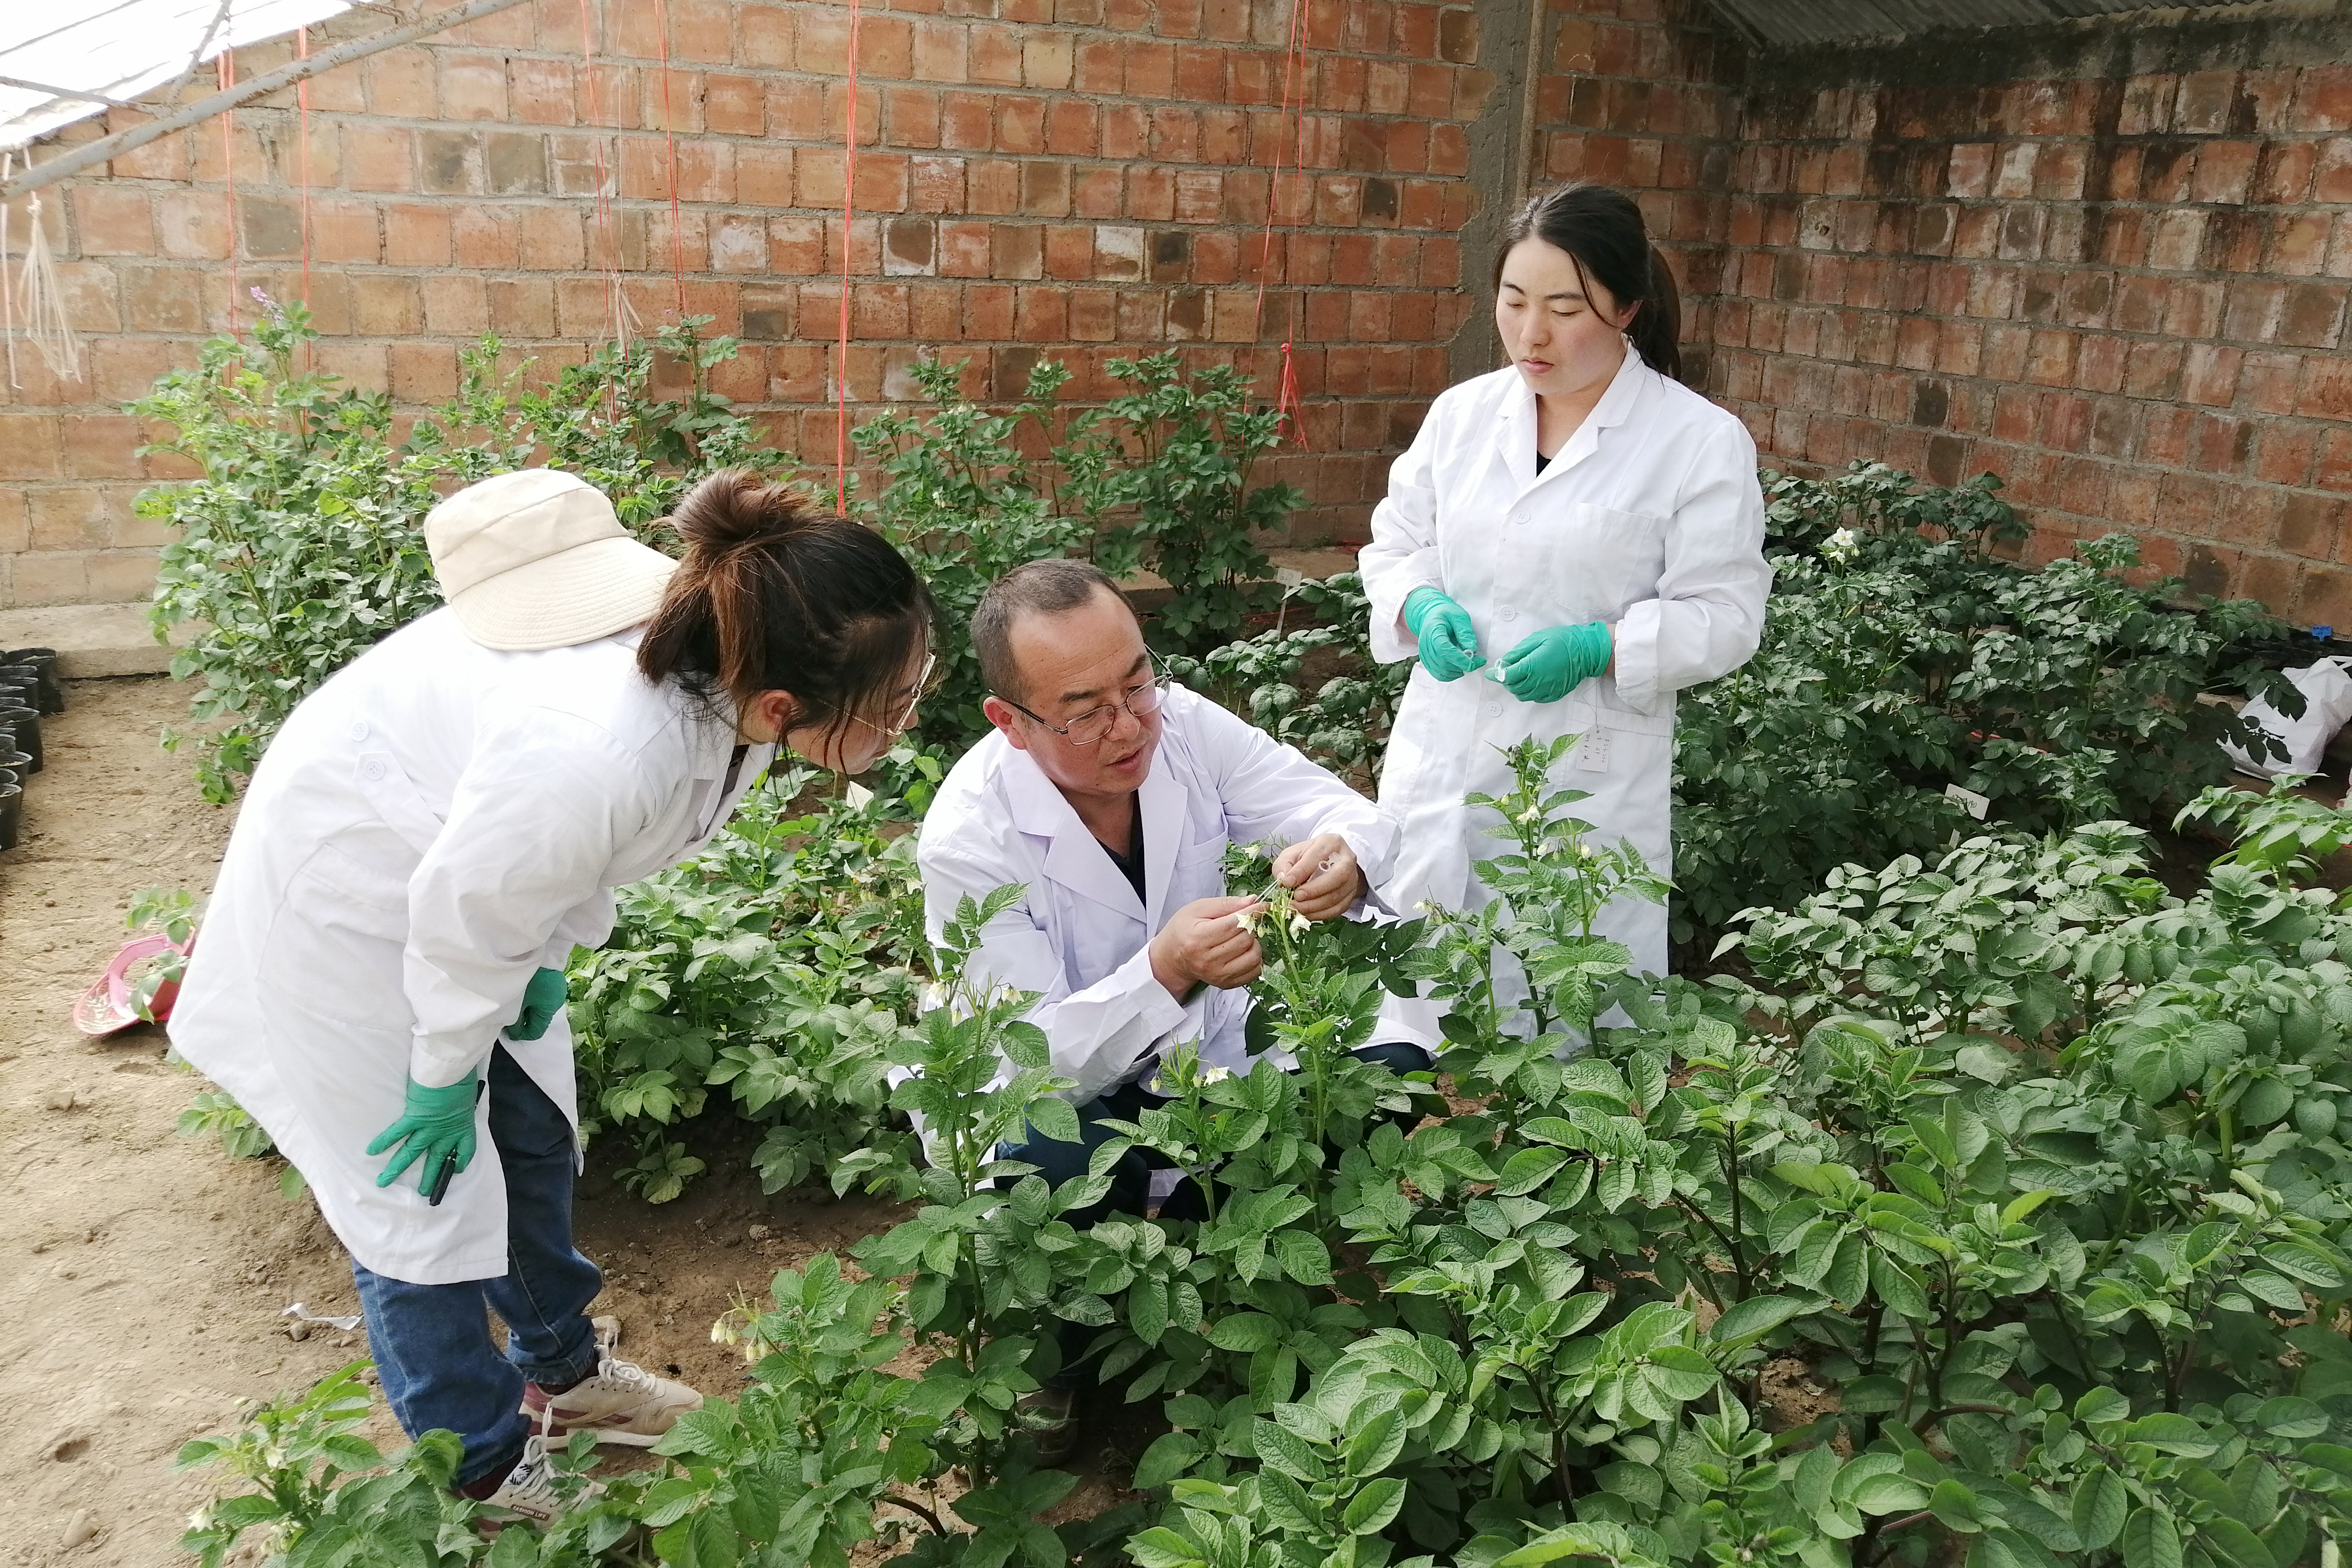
137;95;1502;128
69;162;1491;208
1736;128;2352;140
86;116;1497;143
1707;298;2351;332
1707;317;2351;352
1710;363;2346;423
1715;395;2352;453
1709;398;2347;466
1714;260;2352;291
1731;195;2352;210
74;50;1502;117
147;17;1493;57
1711;389;2346;420
58;181;1489;207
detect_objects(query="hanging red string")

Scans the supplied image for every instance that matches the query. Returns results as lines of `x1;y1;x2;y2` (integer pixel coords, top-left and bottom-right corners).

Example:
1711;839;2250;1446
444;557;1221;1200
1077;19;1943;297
295;27;312;316
218;51;239;338
834;0;863;516
1250;0;1312;447
577;0;627;369
1279;0;1312;445
650;0;687;317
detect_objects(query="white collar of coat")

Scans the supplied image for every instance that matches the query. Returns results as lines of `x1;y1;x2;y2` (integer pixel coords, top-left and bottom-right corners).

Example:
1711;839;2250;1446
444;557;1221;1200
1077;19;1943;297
1495;338;1648;493
996;717;1185;926
616;629;760;785
678;691;752;783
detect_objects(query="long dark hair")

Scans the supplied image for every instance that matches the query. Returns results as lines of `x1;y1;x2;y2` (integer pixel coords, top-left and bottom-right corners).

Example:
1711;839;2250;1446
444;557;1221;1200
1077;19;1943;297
637;471;931;744
1496;183;1684;384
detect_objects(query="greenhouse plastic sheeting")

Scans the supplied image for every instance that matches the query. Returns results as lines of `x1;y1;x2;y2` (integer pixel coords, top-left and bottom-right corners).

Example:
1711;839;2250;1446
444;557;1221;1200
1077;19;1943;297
2;0;358;152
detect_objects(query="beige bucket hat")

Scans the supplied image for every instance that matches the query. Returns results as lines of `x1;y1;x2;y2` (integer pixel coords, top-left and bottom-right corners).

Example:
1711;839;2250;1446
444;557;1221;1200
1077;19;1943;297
425;469;678;651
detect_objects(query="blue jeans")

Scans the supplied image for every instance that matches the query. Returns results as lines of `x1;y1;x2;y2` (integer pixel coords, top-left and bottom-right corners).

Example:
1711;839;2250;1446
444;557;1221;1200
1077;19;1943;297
351;1047;603;1489
1004;1042;1433;1388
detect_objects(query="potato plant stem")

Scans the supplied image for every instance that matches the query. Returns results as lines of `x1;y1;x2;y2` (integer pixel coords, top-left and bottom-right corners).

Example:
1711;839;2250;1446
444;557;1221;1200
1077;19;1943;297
1724;1123;1751;1299
881;1494;948;1534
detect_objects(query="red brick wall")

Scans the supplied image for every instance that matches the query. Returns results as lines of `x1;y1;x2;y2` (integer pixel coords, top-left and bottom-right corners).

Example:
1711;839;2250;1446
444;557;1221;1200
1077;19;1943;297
1529;0;1742;389
1695;24;2352;622
0;0;1495;607
18;1;2348;622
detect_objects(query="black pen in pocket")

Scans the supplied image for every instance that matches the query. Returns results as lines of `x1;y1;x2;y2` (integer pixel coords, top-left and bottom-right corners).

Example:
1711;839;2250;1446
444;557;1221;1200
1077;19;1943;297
426;1079;486;1206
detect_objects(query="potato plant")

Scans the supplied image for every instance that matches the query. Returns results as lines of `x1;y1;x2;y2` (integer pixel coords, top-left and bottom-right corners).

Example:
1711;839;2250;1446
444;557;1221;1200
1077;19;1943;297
567;758;941;1203
179;748;2352;1568
134;304;776;802
1672;462;2297;955
1057;351;1301;654
1163;573;1413;791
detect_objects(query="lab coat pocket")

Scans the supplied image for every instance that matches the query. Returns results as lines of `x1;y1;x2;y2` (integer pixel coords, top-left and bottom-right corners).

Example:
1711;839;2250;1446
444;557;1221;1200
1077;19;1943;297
1175;837;1229;907
1568;694;1675;741
1377;675;1433;812
1535;504;1662;620
258;845;412;1026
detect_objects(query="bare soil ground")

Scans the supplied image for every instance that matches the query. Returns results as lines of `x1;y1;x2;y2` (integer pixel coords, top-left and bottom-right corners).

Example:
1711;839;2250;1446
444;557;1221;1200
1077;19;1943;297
0;677;1148;1566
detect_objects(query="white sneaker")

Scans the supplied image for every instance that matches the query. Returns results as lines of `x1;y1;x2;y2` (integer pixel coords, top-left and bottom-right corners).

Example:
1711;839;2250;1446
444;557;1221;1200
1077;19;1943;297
523;1355;704;1447
478;1435;603;1526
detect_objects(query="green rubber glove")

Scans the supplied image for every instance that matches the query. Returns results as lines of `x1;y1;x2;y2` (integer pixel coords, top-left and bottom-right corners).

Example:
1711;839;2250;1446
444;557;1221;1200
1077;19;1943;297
507;967;568;1042
1402;587;1484;682
1498;622;1613;703
367;1072;481;1190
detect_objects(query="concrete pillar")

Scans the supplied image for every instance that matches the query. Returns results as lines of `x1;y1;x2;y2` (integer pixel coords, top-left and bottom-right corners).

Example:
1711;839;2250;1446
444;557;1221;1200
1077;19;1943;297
1448;0;1549;386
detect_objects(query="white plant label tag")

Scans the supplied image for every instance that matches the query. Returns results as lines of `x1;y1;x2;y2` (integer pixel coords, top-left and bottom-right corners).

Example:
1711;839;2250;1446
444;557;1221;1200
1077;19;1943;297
846;781;875;809
1577;731;1611;773
1274;566;1307;588
1945;783;1990;820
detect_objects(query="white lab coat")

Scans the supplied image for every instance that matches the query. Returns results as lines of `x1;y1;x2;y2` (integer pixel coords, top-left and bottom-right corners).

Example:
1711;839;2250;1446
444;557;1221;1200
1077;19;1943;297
170;609;773;1285
917;685;1396;1105
1359;344;1770;1042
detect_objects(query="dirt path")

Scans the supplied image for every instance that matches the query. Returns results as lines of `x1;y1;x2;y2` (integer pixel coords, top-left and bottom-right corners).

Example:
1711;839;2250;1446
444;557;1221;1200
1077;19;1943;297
0;677;1148;1564
0;677;401;1565
0;679;888;1563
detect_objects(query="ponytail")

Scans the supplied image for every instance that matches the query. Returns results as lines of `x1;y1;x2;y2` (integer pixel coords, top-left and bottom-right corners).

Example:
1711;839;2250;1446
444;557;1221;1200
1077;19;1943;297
1495;184;1685;385
636;470;932;742
1635;244;1683;385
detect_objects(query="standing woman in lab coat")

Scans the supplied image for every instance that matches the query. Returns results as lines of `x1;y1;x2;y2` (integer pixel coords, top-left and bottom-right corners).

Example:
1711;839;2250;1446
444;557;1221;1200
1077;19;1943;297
1360;183;1771;1047
169;468;933;1521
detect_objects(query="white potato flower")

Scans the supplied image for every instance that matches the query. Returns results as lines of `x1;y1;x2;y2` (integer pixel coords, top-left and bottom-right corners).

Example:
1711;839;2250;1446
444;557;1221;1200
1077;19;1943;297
1823;526;1860;562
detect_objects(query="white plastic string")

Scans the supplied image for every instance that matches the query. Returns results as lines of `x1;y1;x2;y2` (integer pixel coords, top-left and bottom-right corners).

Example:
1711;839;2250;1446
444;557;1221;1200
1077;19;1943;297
1;152;18;390
18;152;82;381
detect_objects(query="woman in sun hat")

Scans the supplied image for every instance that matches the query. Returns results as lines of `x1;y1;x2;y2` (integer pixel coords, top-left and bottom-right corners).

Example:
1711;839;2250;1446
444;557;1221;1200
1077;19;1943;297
169;467;934;1522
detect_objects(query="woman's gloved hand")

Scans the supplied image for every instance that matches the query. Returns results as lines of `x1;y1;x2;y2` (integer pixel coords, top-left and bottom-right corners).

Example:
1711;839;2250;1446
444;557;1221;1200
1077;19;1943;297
1499;622;1612;703
507;967;568;1041
367;1072;480;1190
1403;587;1485;682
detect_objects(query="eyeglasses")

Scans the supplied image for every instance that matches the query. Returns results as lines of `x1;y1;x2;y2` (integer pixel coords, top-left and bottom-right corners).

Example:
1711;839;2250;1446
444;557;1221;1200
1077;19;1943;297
851;652;937;740
1001;661;1170;746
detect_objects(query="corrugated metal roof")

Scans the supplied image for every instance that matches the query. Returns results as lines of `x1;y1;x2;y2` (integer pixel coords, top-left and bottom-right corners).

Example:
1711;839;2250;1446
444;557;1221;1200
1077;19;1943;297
1704;0;2265;49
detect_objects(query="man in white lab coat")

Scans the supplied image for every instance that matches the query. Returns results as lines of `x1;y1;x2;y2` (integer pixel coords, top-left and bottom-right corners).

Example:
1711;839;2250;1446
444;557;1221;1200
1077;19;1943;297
916;560;1416;1441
